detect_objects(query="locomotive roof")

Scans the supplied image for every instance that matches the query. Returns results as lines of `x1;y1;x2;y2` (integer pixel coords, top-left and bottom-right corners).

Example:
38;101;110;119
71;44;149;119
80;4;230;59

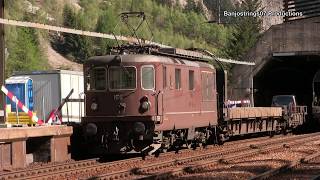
86;54;215;69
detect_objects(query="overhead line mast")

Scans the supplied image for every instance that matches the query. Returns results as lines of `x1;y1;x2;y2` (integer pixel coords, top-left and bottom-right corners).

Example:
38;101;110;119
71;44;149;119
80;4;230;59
0;0;4;124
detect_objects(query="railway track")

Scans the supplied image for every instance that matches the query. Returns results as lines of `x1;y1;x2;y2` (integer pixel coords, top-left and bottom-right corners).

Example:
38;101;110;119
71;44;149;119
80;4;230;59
1;133;320;180
92;132;320;180
251;151;320;179
0;159;98;179
0;134;283;180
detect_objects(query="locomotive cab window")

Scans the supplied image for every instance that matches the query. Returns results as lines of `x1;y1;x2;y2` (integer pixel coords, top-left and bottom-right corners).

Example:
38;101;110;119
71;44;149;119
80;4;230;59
141;66;155;90
109;66;136;90
88;67;106;91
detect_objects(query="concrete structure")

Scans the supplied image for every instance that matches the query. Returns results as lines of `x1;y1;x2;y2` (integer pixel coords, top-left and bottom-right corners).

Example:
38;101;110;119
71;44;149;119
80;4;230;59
0;125;72;170
230;17;320;108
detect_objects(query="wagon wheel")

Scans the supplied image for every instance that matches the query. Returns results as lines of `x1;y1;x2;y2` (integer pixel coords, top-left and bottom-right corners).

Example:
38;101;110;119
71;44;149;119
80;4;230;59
186;140;193;149
282;123;288;135
269;130;275;137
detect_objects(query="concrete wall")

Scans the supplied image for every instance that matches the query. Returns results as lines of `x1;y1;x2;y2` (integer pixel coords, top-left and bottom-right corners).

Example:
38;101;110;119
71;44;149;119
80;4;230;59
230;17;320;100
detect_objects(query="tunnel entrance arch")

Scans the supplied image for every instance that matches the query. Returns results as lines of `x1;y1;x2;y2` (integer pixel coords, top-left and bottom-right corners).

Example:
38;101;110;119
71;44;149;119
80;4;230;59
254;55;320;113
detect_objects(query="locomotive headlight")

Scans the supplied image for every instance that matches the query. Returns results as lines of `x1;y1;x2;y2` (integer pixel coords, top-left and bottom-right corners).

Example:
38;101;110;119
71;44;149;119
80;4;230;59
85;123;97;136
141;101;150;111
133;122;146;134
91;102;98;111
139;95;151;113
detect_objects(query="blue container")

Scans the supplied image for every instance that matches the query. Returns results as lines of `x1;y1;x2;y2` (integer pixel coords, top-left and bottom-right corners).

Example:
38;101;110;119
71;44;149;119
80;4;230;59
5;76;33;112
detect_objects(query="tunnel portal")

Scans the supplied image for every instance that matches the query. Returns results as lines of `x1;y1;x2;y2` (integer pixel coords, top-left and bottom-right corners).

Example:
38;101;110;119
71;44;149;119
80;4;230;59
254;55;320;112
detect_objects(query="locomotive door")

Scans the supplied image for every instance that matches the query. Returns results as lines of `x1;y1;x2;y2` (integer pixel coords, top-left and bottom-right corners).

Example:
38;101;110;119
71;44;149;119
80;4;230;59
157;65;167;123
144;64;164;124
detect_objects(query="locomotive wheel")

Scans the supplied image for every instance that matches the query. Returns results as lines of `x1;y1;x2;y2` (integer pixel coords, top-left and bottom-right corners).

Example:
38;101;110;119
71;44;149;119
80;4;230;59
186;140;193;149
154;150;160;157
141;151;147;160
202;141;208;148
161;148;168;153
217;134;225;145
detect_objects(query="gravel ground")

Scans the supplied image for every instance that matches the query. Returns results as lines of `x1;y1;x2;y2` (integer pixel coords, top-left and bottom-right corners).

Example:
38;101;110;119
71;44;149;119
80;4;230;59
176;137;320;179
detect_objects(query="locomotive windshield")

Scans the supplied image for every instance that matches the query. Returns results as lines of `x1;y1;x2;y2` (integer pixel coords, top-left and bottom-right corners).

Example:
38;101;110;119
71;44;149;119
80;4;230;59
109;66;136;90
272;95;294;106
88;67;106;91
141;66;155;90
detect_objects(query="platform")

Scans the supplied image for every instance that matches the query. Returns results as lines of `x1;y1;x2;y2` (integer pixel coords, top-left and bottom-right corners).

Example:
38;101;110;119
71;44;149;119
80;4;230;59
0;125;72;170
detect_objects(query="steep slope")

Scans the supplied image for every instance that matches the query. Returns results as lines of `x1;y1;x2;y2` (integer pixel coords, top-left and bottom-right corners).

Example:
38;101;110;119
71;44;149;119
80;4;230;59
173;0;284;31
46;43;83;71
261;0;283;31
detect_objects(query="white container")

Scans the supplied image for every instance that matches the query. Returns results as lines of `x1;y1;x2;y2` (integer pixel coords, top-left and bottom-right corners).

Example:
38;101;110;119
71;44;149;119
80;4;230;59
13;70;84;123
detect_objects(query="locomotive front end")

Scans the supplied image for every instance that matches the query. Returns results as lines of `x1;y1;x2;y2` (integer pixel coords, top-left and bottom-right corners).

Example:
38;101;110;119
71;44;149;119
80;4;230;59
82;55;157;154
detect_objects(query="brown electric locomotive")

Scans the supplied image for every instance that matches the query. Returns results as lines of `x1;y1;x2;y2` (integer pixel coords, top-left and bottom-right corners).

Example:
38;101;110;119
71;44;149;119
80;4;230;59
80;44;307;155
74;12;306;157
81;45;225;154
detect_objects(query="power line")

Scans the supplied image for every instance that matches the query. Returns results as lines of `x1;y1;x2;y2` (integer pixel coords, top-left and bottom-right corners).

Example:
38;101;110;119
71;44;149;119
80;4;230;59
0;18;255;66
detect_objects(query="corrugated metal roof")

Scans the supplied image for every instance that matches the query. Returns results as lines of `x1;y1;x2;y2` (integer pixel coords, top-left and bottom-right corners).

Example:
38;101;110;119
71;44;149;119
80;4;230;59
6;76;31;84
13;70;83;76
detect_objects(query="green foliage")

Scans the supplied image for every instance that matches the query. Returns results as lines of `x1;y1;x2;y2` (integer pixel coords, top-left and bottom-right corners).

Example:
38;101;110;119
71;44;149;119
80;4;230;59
4;0;48;77
95;7;117;55
224;0;262;60
6;28;47;76
50;0;231;59
109;0;231;53
5;0;237;71
59;5;94;62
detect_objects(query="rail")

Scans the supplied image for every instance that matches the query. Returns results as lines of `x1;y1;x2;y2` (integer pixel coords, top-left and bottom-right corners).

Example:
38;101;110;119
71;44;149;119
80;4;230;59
0;134;291;179
99;132;320;179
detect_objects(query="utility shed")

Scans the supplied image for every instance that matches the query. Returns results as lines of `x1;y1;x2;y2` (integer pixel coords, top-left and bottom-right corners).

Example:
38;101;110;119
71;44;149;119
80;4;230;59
13;70;84;123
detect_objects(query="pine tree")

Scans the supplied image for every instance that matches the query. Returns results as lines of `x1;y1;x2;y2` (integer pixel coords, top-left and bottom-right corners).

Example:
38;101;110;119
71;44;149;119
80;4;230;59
224;0;262;60
61;5;93;62
95;10;117;55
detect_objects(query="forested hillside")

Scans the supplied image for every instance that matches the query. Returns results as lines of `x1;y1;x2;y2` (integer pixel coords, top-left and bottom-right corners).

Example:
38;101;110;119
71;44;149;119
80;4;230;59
4;0;265;76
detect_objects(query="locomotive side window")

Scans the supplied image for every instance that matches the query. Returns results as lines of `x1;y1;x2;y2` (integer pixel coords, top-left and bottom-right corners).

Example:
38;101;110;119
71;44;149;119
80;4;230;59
189;70;194;90
175;68;181;89
141;66;155;90
163;66;167;89
207;74;214;100
109;66;136;90
90;67;106;90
